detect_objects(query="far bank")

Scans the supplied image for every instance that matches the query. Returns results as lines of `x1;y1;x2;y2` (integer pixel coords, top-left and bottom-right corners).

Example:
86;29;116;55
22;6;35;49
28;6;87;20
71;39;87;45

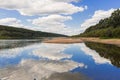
43;37;120;46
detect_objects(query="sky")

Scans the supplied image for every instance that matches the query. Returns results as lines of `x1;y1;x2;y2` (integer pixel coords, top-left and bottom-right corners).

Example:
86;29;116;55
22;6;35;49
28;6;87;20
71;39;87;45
0;0;119;36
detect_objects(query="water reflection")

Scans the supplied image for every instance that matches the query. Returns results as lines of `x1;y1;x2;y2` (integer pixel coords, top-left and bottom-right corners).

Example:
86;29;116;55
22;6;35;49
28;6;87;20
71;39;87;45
79;43;111;64
0;59;86;80
85;42;120;68
0;40;41;50
0;41;41;59
32;43;72;60
45;72;90;80
0;40;87;80
0;40;120;80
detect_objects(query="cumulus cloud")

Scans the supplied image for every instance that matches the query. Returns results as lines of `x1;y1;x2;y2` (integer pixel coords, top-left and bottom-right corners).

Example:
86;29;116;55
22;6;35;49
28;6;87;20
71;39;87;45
31;14;80;35
80;9;115;32
0;16;79;35
32;15;72;27
32;43;72;60
0;0;88;35
0;59;86;80
30;25;80;36
30;9;115;35
52;0;80;3
0;0;86;16
79;43;111;64
0;18;23;27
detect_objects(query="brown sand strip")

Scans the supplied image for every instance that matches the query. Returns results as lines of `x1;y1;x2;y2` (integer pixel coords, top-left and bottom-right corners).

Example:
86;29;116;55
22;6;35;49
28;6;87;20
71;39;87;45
80;38;120;46
43;37;120;46
43;37;83;44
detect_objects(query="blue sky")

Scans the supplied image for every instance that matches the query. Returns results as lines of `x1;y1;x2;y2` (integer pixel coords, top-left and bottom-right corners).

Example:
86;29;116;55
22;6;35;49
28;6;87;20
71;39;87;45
0;0;119;35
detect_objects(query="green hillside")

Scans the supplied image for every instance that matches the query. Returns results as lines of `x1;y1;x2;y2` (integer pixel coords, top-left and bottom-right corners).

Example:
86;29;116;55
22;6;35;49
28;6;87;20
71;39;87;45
75;9;120;38
0;25;67;39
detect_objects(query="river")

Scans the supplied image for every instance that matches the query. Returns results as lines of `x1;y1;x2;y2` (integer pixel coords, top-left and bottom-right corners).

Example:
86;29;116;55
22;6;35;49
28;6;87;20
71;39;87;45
0;40;120;80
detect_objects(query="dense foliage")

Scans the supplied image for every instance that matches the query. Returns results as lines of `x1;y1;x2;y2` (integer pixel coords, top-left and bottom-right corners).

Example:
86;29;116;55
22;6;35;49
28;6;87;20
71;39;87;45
0;25;67;39
75;9;120;38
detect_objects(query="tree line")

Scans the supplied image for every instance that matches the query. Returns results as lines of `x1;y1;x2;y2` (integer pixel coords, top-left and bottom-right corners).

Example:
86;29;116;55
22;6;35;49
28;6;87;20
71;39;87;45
75;9;120;38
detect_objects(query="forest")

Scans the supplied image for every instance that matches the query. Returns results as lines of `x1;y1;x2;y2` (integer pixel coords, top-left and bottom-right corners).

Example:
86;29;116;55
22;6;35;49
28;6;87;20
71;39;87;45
75;9;120;38
0;25;66;39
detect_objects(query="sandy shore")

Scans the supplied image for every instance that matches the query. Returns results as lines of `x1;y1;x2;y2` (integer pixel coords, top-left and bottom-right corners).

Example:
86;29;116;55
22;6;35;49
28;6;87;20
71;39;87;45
43;37;83;44
80;37;120;46
43;37;120;46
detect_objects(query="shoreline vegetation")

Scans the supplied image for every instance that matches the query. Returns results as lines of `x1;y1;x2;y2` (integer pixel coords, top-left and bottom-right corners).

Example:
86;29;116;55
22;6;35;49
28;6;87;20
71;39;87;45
43;37;120;46
0;25;67;39
42;9;119;46
0;9;120;46
74;9;120;38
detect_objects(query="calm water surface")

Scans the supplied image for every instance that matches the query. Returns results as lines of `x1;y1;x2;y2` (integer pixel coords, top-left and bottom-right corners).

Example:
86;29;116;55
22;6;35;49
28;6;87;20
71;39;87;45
0;40;120;80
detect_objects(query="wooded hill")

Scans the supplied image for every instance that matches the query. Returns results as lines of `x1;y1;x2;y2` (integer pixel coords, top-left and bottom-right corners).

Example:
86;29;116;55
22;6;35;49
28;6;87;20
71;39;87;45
75;9;120;38
0;25;67;39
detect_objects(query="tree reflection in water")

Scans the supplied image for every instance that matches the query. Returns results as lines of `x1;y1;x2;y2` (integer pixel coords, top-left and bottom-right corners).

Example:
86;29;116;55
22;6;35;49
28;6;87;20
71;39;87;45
85;42;120;68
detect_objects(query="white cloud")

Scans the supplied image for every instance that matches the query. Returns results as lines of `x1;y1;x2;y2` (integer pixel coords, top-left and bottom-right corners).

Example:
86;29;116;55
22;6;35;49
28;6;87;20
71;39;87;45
0;18;23;27
31;14;80;35
0;0;86;16
52;0;80;3
0;18;32;30
32;15;72;26
30;9;115;35
0;9;115;36
84;5;88;10
0;16;80;36
0;59;86;80
0;0;88;35
80;9;115;32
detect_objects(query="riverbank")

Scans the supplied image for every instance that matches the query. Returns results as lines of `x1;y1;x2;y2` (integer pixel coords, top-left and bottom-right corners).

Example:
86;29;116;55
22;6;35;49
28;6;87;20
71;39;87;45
44;37;120;46
43;37;83;44
80;37;120;46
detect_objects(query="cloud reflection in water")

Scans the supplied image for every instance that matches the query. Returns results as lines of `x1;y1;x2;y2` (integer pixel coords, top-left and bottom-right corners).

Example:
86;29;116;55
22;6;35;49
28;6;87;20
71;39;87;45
0;42;88;80
79;43;111;64
0;59;86;80
32;43;72;60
